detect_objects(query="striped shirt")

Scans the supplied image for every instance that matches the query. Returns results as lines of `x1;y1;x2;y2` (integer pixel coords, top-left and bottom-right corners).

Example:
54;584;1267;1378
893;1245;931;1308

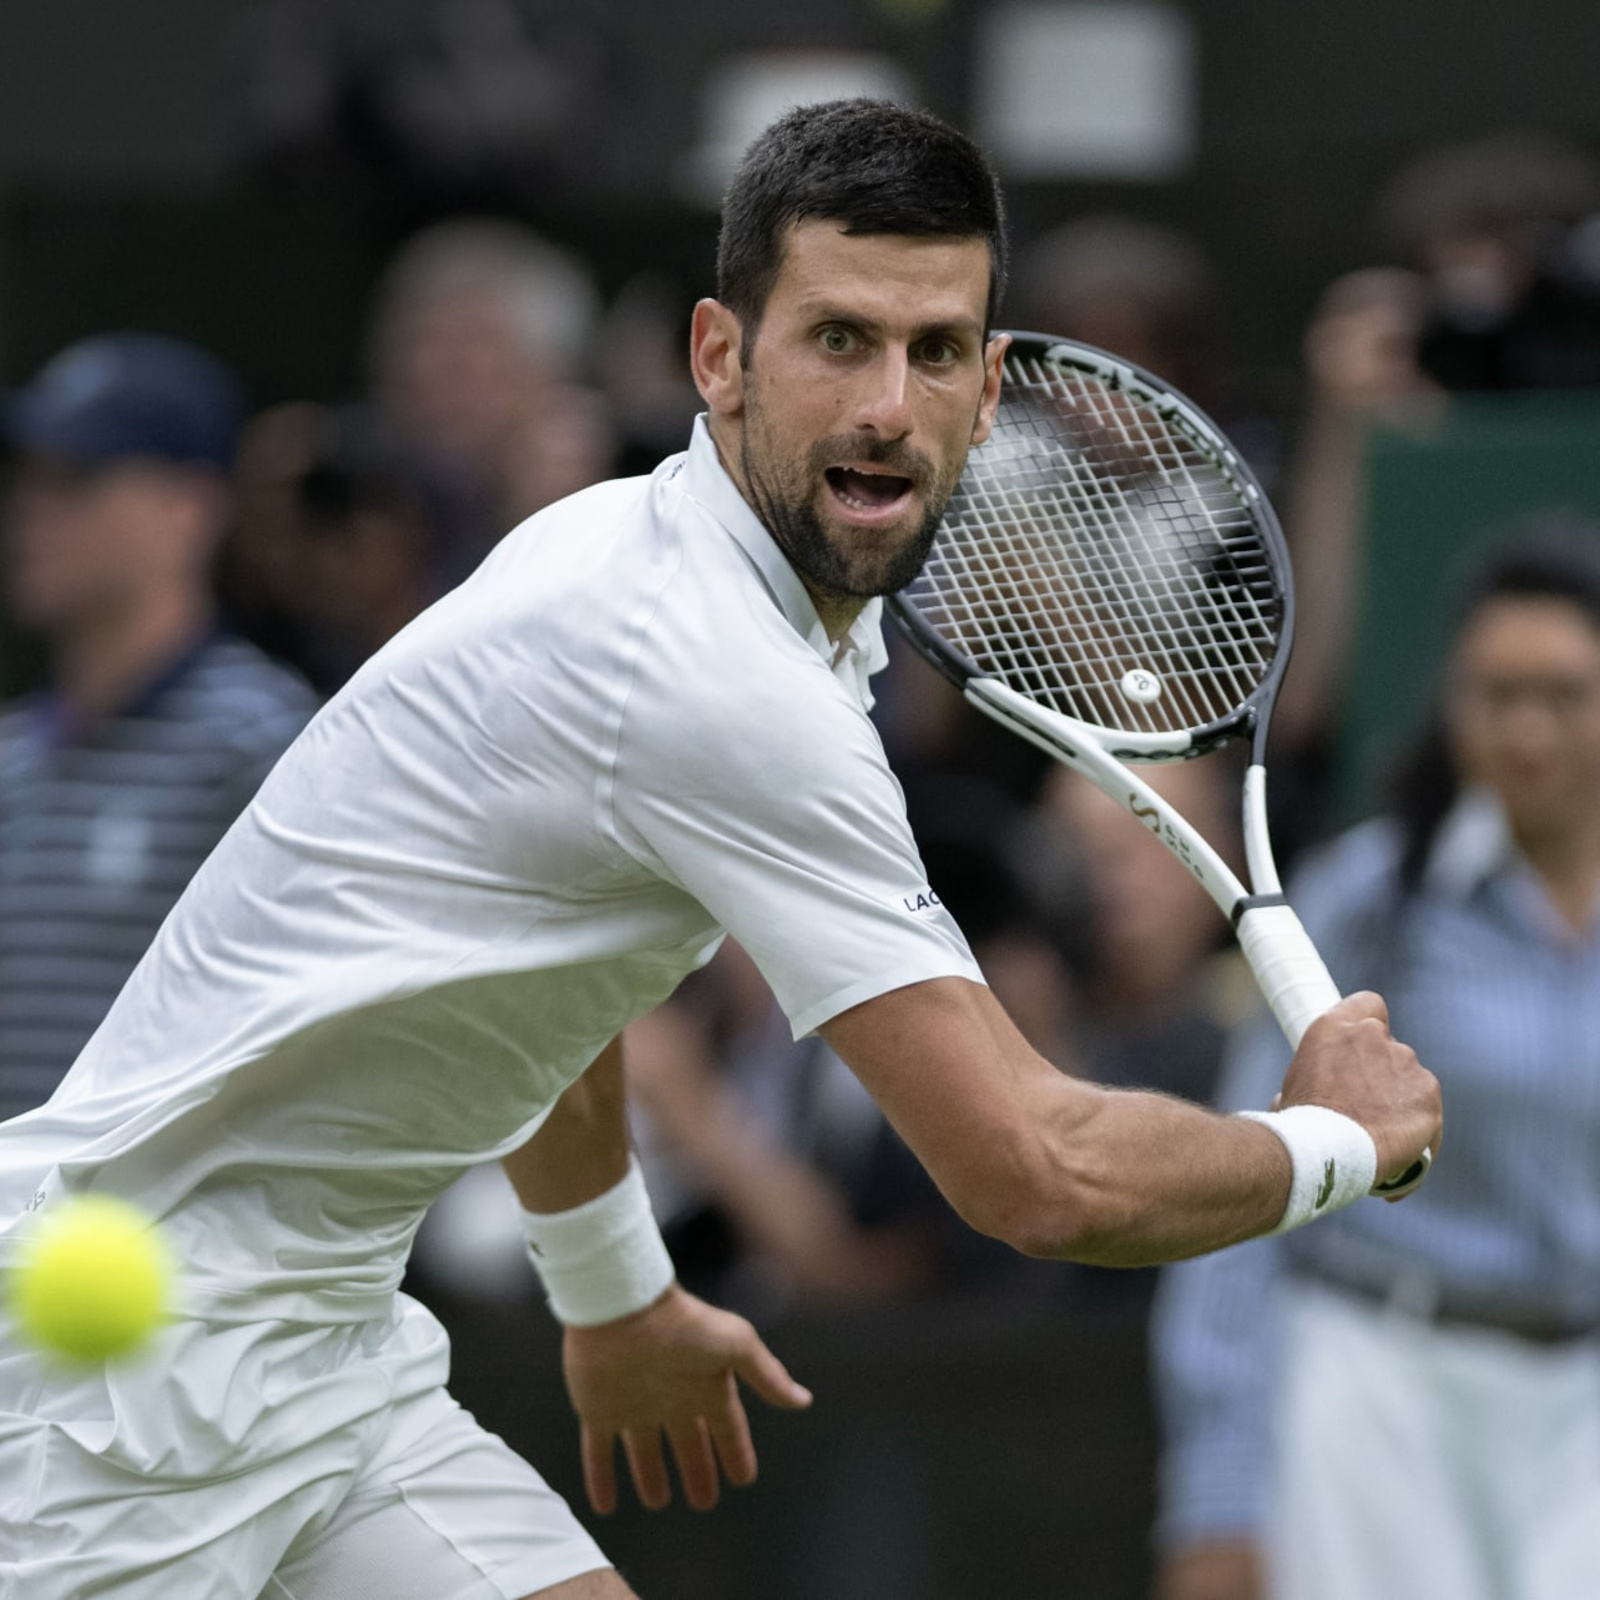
1150;793;1600;1546
0;632;316;1118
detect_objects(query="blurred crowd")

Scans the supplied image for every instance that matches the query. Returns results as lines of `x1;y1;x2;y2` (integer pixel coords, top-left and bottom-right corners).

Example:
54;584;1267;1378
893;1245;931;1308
4;79;1600;1597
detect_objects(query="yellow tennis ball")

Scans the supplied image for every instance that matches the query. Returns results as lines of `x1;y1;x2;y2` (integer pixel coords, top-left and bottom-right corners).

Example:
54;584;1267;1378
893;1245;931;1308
9;1195;173;1362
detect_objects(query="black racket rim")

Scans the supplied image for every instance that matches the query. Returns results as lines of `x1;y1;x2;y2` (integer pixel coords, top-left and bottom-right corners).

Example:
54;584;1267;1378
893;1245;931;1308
889;330;1297;762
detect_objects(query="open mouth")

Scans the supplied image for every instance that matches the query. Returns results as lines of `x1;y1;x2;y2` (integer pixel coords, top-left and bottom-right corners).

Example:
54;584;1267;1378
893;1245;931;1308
825;466;915;516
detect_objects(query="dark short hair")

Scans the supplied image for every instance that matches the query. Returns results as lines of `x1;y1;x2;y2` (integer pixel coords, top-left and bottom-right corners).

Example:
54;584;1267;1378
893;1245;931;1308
1450;508;1600;632
716;98;1009;342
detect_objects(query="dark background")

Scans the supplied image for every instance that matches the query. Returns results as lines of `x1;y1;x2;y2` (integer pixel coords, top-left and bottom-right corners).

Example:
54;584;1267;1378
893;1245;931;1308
4;0;1600;399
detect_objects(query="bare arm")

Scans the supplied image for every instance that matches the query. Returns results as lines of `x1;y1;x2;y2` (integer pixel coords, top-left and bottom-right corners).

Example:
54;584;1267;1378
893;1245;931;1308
502;1036;632;1215
822;977;1439;1268
501;1037;811;1513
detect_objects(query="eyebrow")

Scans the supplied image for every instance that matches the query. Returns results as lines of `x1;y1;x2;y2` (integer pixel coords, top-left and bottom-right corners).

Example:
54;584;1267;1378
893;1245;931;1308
805;304;986;343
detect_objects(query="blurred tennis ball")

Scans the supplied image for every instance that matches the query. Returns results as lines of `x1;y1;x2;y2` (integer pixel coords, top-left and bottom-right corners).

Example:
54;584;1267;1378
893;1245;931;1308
9;1195;173;1361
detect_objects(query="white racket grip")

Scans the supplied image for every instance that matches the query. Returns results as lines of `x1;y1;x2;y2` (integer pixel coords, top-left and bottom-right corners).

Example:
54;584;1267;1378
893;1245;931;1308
1235;901;1433;1197
1233;901;1342;1049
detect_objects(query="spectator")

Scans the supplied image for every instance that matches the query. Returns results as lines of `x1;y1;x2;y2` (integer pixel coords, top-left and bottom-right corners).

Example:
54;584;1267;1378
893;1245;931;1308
365;216;616;586
1151;519;1600;1600
1011;213;1289;496
231;0;629;209
1027;759;1249;1314
1274;131;1600;775
624;942;945;1312
1038;757;1249;1110
222;401;444;694
0;333;317;1117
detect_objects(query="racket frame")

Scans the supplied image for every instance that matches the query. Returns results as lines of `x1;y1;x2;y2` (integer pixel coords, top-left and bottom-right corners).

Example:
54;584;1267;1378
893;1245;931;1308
889;332;1429;1196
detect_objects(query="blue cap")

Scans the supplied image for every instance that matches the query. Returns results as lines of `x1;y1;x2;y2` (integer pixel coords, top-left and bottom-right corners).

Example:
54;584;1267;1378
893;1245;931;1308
3;333;246;471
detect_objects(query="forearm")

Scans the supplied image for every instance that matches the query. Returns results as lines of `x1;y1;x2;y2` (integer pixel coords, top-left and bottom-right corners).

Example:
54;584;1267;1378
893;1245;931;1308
503;1036;631;1214
997;1085;1292;1267
825;978;1294;1267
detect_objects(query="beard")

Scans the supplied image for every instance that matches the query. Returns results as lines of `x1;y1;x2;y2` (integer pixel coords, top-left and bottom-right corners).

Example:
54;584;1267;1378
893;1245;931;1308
739;422;962;602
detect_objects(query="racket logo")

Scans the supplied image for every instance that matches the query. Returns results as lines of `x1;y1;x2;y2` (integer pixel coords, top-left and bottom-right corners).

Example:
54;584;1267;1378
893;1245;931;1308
1119;669;1163;704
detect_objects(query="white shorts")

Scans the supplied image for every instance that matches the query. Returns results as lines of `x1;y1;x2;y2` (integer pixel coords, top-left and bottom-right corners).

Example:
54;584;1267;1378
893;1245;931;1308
1271;1282;1600;1600
0;1295;610;1600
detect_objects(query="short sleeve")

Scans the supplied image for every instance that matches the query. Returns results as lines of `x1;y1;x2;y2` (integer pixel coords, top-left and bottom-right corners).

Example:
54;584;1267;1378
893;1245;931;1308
609;639;983;1038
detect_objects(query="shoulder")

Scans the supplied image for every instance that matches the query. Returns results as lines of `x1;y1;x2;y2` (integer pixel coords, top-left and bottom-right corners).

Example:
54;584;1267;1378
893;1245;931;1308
495;471;657;555
621;591;883;807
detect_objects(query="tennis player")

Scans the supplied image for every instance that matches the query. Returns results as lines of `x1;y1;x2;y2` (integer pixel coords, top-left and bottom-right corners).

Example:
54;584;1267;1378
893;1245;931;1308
0;99;1439;1599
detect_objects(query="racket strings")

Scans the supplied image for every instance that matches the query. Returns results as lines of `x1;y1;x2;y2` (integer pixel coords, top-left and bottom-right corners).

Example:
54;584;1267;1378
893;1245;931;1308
907;352;1283;736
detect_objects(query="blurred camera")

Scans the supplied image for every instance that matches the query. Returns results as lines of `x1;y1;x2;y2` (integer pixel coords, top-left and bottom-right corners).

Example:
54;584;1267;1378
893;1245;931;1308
1416;213;1600;391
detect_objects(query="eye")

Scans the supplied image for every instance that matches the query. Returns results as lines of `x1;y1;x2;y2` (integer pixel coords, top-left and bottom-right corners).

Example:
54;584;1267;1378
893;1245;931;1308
916;336;961;366
818;325;859;355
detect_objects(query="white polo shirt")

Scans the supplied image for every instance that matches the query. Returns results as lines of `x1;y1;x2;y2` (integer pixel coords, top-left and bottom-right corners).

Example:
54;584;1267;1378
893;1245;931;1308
0;418;980;1323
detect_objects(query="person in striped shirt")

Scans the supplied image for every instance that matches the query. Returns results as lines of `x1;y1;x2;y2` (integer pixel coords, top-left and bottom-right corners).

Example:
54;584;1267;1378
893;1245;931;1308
0;332;318;1116
1151;517;1600;1600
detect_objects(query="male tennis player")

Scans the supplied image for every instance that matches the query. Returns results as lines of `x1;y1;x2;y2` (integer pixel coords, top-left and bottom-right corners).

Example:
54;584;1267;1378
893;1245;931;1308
0;99;1439;1599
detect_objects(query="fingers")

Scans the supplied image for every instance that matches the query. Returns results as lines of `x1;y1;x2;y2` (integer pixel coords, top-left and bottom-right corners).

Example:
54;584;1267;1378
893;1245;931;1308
731;1328;814;1412
666;1415;721;1511
704;1375;759;1490
580;1423;619;1516
614;1415;733;1512
1326;989;1389;1027
621;1427;674;1511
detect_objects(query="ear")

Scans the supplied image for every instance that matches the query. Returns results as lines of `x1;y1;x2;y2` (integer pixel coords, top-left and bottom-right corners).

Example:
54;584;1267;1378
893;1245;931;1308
970;331;1011;447
690;299;746;417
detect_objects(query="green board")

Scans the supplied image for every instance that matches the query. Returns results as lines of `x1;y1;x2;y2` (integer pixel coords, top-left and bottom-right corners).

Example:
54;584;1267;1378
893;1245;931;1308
1331;389;1600;823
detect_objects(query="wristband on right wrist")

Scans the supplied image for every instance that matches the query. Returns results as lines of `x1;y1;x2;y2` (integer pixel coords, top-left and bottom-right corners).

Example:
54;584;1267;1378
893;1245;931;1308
1236;1105;1377;1235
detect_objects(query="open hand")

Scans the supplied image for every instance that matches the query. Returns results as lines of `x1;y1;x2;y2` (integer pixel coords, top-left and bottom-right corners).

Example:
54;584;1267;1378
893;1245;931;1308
562;1283;812;1513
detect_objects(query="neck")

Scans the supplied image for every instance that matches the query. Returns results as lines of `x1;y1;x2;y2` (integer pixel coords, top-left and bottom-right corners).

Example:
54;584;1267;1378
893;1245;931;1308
1516;818;1600;933
53;588;214;724
802;583;867;646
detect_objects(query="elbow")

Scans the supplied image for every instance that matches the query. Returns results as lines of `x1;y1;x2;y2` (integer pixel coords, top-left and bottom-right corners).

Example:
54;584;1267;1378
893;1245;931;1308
946;1132;1149;1267
946;1143;1105;1265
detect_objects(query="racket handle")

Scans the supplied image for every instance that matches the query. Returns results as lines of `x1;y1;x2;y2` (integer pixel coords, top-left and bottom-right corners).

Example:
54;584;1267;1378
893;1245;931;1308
1236;902;1433;1198
1233;902;1342;1049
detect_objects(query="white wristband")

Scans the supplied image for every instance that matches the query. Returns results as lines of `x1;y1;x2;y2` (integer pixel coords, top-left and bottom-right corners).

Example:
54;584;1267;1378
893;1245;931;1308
520;1157;676;1327
1237;1106;1378;1235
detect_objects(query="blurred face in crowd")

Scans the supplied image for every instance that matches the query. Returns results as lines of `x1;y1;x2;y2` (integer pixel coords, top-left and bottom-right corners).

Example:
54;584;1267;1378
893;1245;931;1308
3;455;222;635
1045;762;1234;1015
693;220;1005;625
1446;594;1600;844
375;293;551;472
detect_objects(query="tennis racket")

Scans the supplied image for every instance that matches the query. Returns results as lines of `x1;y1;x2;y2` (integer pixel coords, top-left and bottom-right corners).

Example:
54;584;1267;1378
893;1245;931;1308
889;331;1429;1197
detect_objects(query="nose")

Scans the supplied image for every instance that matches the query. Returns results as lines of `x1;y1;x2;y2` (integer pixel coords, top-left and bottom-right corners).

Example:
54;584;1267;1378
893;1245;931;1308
854;346;914;440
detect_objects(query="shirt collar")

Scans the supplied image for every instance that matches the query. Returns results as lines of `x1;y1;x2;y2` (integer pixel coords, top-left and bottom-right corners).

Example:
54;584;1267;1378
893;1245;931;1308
1422;787;1517;901
678;415;889;711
